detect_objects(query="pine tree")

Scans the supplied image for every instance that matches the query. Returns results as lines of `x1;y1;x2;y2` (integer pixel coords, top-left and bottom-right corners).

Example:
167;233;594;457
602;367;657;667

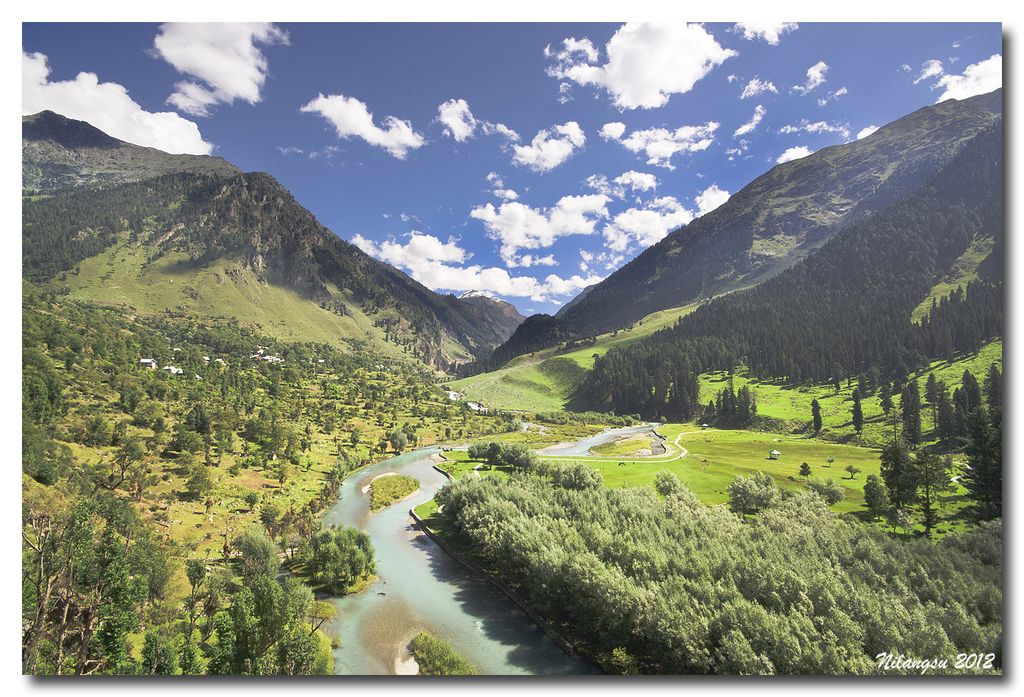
985;364;1002;411
851;388;864;434
880;439;917;509
810;399;823;434
901;381;922;446
915;451;951;535
962;406;1002;520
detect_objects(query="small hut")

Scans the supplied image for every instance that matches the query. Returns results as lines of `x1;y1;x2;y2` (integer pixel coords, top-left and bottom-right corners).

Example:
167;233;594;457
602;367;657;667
768;449;781;460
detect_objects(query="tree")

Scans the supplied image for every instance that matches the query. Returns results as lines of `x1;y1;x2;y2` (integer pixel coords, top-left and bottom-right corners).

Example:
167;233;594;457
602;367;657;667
962;407;1002;520
810;399;823;434
799;463;811;478
185;464;213;501
863;475;889;519
140;631;179;675
901;381;922;446
845;464;860;480
851;388;864;435
915;451;952;535
297;525;375;594
925;373;939;425
880;439;917;509
185;558;207;640
984;364;1002;411
234;527;281;583
879;384;894;416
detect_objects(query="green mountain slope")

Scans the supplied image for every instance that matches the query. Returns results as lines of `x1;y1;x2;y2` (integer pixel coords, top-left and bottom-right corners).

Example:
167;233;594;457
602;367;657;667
22;113;522;366
491;89;1002;365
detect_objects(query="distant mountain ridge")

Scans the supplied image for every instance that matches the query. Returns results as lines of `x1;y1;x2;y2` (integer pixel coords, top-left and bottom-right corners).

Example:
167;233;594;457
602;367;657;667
23;110;239;194
21;112;523;367
491;89;1003;366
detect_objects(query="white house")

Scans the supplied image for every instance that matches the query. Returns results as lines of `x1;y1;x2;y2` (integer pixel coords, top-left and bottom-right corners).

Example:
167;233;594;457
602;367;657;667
768;449;781;460
138;358;157;370
162;365;184;375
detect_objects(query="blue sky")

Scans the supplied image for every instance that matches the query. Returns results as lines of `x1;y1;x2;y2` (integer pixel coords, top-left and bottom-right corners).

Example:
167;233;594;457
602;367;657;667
22;22;1002;314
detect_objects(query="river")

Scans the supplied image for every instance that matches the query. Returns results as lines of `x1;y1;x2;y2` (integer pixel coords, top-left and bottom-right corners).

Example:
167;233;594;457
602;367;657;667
319;421;658;675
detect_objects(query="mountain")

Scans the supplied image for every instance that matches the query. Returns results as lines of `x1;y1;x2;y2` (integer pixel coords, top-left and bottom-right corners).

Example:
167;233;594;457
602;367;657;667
583;118;1003;416
492;90;1003;365
455;292;525;341
23;110;239;194
21;112;522;367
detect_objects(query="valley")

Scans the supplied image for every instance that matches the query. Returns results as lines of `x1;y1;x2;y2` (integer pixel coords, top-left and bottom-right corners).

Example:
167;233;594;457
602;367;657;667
22;85;1004;677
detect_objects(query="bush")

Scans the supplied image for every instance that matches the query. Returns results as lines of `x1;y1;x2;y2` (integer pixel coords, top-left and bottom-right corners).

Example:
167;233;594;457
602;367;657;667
727;472;779;514
805;477;845;505
409;632;476;675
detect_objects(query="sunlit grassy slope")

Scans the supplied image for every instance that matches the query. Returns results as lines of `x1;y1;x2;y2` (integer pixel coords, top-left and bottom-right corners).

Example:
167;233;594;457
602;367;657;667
447;302;699;411
52;238;408;357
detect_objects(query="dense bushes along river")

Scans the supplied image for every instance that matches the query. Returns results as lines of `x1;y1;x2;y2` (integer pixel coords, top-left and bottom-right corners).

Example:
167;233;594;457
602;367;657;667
435;471;1001;675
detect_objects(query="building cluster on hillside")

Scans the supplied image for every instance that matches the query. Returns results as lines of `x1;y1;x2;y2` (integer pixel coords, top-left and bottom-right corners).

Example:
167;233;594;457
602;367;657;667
249;346;284;364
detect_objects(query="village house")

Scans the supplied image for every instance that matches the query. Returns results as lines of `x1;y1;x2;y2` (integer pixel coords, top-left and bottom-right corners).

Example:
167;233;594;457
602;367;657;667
162;365;184;375
138;358;157;370
768;449;781;460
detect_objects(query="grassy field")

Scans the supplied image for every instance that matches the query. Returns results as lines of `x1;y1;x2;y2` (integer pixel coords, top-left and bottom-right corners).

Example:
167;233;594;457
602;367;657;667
422;422;972;537
448;302;699;411
369;474;420;511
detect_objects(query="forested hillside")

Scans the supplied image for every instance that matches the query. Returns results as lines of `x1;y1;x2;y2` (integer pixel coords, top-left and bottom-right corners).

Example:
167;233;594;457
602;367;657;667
583;120;1002;419
490;89;1002;367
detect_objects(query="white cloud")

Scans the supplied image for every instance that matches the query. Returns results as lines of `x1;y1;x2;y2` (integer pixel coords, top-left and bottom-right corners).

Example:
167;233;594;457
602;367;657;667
154;23;288;117
816;86;848;106
436;98;476;142
725;139;750;160
436;98;519;143
779;119;850;140
586;170;658;199
300;93;425;159
353;231;599;302
914;59;944;85
740;77;777;99
517;254;558;268
734;105;766;137
603;196;694;252
579;249;624;273
544;37;599;63
899;63;912;73
856;125;880;140
695;183;730;215
511;122;585;172
732;22;798;45
934;54;1001;102
599;121;627;140
616;122;719;170
776;145;813;164
545;22;736;109
792;60;828;95
614;170;658;193
22;50;212;155
470;194;609;266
